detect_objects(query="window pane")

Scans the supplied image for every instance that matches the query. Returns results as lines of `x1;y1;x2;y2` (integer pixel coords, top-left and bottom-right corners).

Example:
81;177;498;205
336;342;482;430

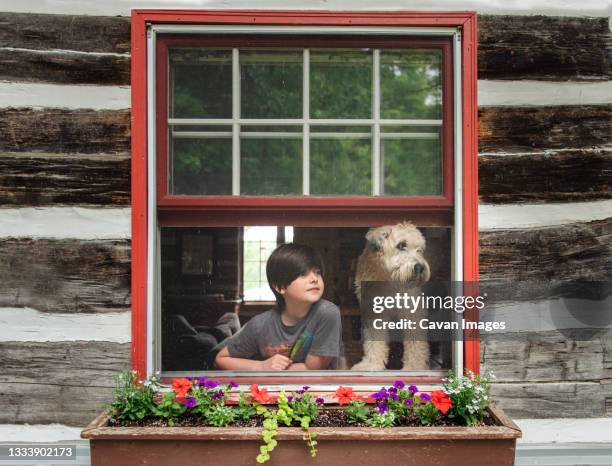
243;228;276;301
170;138;232;195
160;226;453;373
310;50;372;119
382;128;442;195
241;138;302;195
169;49;232;118
310;138;371;195
241;49;302;118
380;50;442;119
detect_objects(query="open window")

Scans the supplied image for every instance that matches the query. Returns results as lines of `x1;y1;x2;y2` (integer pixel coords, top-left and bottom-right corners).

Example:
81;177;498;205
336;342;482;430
131;10;479;385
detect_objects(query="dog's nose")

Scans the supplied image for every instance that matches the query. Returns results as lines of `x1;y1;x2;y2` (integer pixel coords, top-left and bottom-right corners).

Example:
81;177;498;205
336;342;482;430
414;263;424;275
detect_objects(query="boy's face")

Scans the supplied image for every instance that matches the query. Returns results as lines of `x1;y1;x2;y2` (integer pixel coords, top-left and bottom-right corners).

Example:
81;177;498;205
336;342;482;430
280;268;324;305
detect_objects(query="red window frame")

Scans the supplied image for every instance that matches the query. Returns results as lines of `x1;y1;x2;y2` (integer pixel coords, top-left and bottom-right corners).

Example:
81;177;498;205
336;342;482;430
131;9;479;384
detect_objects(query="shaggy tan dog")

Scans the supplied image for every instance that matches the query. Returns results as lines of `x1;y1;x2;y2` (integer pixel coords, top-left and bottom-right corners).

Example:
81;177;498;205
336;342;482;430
352;223;431;371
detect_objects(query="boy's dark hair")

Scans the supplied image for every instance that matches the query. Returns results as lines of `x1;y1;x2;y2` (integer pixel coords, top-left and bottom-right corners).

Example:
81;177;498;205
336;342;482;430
266;243;325;310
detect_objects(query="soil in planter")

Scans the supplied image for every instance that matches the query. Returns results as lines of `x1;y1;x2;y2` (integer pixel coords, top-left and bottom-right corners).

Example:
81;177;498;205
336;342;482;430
108;409;496;428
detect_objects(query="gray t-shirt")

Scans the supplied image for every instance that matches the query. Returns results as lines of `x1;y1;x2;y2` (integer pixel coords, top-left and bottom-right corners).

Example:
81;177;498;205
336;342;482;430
225;299;342;369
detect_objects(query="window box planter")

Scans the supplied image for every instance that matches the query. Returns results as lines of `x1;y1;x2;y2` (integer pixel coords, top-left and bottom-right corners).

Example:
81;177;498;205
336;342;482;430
81;403;520;466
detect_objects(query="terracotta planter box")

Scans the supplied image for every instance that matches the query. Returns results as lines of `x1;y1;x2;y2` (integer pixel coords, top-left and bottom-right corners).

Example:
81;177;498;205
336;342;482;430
82;403;521;466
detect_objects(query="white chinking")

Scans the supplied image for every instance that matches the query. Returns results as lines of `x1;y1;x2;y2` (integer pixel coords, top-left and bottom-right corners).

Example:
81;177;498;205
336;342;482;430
0;307;130;343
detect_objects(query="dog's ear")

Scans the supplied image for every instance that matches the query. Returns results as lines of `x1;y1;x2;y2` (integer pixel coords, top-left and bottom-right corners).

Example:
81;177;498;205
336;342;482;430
365;225;391;251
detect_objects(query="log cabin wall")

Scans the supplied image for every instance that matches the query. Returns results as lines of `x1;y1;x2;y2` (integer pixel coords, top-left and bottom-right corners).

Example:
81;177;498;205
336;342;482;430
0;2;610;430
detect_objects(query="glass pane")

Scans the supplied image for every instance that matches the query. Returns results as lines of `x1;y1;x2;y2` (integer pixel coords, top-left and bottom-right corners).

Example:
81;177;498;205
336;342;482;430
310;139;371;195
160;226;453;373
382;131;442;195
243;226;277;301
241;49;302;119
380;49;442;119
310;50;372;119
241;139;302;194
169;48;232;119
170;138;232;195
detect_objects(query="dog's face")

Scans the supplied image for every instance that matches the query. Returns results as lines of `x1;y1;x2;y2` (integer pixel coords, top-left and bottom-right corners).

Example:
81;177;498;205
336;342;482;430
365;222;431;284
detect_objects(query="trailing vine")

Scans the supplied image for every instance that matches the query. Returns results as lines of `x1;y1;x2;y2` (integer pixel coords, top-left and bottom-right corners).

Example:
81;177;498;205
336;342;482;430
255;389;320;463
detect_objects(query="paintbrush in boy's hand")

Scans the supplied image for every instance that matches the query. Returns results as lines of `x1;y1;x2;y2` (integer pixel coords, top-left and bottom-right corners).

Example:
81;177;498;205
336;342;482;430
289;329;314;360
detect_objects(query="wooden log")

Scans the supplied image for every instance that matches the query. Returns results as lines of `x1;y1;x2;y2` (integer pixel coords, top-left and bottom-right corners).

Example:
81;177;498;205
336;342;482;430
0;108;130;154
0;382;116;425
0;48;130;85
479;149;612;204
1;13;610;85
0;239;130;313
490;382;606;418
0;13;131;53
480;218;612;284
479;105;612;153
0;152;130;206
481;328;612;382
0;341;129;425
479;15;611;81
479;218;612;302
0;341;130;386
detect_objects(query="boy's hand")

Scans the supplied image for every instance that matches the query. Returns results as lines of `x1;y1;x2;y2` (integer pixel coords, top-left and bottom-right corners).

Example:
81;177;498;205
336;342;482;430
259;354;292;371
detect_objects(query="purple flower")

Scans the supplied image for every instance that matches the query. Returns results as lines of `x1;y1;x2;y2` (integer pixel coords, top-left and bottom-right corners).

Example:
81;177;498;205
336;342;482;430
185;397;197;408
287;396;293;402
404;399;413;407
377;402;389;414
295;389;305;395
372;388;388;400
316;397;325;406
295;397;302;403
204;380;218;390
197;377;208;387
211;390;224;401
394;380;405;389
388;387;397;394
419;393;431;402
302;386;310;391
228;381;238;388
408;384;418;394
389;393;399;402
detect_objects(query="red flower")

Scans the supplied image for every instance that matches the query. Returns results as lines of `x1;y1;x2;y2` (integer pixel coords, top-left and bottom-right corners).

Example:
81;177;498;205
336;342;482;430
171;378;192;398
431;390;452;414
250;384;271;404
333;386;357;405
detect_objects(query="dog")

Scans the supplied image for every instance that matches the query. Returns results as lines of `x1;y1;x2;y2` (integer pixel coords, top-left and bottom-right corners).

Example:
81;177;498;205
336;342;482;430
351;222;431;371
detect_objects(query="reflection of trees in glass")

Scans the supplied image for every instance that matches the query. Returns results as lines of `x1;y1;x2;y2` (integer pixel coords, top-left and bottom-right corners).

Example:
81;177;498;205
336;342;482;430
170;47;443;196
170;49;232;118
383;137;441;195
172;139;232;195
381;50;442;119
241;139;302;195
310;139;371;195
241;50;302;118
310;50;372;118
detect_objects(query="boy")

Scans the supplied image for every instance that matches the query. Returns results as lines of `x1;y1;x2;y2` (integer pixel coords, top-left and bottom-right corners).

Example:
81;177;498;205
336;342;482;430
216;243;342;370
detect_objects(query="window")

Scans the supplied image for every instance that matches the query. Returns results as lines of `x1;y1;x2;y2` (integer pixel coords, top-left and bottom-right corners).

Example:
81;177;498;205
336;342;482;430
164;44;445;197
243;226;294;301
131;10;479;384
